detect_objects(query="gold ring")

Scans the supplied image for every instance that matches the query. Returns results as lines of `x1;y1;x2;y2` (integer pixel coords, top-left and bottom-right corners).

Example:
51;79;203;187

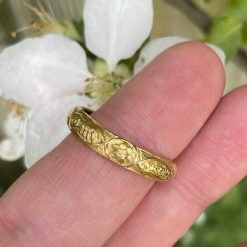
67;107;177;181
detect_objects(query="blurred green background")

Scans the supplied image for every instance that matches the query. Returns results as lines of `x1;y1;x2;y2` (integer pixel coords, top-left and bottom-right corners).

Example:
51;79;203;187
0;0;246;246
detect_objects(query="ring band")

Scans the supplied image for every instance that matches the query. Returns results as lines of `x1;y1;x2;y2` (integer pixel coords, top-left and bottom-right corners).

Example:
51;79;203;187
67;107;177;181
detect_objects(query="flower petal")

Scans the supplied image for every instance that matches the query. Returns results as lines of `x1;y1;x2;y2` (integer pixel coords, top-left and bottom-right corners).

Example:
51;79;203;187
0;137;25;161
0;34;91;109
84;0;153;71
25;95;96;168
0;106;28;161
134;36;188;74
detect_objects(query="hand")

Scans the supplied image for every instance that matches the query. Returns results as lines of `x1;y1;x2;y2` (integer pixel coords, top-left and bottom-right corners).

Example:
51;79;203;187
0;42;246;247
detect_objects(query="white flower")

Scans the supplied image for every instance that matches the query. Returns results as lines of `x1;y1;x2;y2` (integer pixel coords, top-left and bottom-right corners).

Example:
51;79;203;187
0;34;93;163
0;0;225;167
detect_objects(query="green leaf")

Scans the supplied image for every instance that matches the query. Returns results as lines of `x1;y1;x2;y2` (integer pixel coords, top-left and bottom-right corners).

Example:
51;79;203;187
242;22;247;46
205;16;242;60
222;0;247;22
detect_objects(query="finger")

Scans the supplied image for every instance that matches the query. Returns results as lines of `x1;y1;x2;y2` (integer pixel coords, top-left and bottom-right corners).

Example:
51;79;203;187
105;86;247;247
0;42;224;247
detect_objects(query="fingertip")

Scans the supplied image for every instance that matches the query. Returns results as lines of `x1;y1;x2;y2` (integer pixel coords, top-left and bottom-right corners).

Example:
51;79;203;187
166;41;225;89
149;41;225;95
224;85;247;104
149;41;225;108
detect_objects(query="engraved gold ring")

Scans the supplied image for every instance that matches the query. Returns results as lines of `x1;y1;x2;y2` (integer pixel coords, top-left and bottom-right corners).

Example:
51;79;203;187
67;107;177;181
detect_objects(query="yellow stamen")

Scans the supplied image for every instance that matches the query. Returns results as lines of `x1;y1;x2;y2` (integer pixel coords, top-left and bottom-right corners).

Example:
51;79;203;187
11;1;81;41
0;97;27;119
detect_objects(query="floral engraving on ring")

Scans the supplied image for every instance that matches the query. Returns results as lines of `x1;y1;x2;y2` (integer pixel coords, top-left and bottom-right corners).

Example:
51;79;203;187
70;112;105;145
104;139;138;167
138;159;172;180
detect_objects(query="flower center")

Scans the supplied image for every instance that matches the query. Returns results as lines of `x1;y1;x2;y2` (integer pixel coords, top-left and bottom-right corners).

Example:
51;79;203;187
85;59;131;106
0;97;27;119
11;1;80;41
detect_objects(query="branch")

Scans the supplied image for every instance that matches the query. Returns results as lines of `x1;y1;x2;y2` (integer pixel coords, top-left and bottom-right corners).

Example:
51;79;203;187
165;0;212;32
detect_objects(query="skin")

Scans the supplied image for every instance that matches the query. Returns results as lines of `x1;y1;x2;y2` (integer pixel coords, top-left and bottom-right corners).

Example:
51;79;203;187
0;42;246;247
